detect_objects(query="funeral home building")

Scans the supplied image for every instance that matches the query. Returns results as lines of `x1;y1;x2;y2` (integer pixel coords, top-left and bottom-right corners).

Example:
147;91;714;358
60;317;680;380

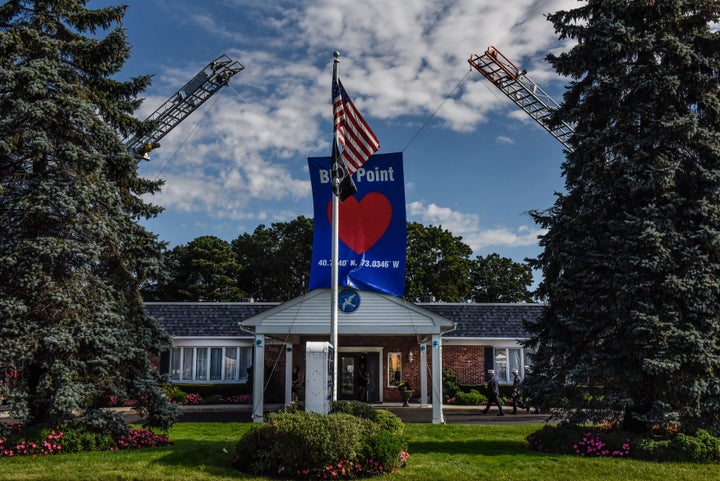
146;288;543;424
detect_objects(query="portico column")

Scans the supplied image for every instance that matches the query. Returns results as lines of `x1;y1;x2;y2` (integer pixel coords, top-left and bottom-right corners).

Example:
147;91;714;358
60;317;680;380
431;334;444;424
252;334;265;423
284;344;293;406
420;344;428;408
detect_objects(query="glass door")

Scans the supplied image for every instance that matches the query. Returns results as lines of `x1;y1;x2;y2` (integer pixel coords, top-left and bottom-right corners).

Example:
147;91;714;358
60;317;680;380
339;353;357;400
338;352;379;402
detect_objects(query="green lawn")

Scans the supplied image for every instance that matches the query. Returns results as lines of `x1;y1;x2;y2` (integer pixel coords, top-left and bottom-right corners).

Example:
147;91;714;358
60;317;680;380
1;423;717;481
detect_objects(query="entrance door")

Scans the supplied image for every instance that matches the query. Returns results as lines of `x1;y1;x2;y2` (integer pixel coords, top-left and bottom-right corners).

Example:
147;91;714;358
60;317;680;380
338;352;380;402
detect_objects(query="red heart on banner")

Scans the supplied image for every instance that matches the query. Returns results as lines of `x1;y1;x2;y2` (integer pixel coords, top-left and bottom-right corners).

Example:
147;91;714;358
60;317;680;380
327;192;393;254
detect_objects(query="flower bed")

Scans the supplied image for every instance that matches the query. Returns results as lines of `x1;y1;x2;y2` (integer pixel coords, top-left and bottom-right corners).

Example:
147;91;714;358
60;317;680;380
0;423;170;458
526;423;720;463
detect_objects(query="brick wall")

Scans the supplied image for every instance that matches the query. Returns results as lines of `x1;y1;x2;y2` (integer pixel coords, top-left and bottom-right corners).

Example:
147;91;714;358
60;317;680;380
263;338;489;403
442;345;486;385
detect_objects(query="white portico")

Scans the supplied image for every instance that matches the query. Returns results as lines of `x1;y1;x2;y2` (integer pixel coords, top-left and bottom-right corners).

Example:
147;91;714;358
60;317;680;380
242;288;455;424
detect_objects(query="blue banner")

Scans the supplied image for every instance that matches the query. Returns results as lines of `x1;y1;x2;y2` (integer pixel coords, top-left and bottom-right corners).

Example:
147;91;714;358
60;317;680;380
307;152;406;297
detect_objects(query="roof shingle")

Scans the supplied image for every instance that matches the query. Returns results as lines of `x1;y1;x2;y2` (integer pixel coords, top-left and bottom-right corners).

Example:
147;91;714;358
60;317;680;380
145;301;544;339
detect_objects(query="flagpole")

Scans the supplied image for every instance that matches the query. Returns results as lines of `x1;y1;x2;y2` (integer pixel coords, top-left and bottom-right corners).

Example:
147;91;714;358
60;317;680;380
330;51;340;402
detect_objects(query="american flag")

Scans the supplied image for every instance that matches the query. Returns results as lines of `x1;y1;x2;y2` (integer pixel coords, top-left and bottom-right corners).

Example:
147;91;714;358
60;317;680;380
333;78;380;175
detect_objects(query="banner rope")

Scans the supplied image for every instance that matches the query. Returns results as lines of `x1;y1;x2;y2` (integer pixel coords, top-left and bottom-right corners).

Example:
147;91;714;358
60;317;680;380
401;68;472;153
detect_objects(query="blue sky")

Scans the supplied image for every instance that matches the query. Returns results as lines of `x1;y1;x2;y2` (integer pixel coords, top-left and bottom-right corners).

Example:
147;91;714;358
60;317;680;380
98;0;579;281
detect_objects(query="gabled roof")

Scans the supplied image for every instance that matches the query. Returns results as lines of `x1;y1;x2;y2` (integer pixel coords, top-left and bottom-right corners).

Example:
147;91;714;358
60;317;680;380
421;303;543;339
243;289;455;335
144;297;544;340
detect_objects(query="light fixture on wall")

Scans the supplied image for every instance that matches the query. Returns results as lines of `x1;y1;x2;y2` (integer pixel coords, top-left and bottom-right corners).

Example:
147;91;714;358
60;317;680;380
408;351;414;362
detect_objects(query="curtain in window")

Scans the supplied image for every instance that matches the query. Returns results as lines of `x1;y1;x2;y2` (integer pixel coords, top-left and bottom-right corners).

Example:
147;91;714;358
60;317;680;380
182;347;194;380
170;348;181;380
224;347;237;381
495;349;508;383
195;348;208;380
509;349;522;379
210;348;223;381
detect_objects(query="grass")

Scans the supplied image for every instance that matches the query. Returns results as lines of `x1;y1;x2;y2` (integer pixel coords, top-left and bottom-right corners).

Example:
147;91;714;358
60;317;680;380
1;423;718;481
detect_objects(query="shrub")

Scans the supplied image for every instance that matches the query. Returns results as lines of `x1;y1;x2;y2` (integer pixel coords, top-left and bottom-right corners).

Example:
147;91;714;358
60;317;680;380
0;423;169;458
332;400;378;422
571;430;631;458
634;430;720;463
366;430;404;470
43;426;114;453
443;369;461;402
219;394;252;404
374;409;404;436
173;383;251;398
182;393;202;405
80;410;130;439
528;424;720;463
696;430;720;462
233;408;407;478
454;389;487;405
170;390;188;404
202;394;221;405
527;425;630;458
111;428;171;450
527;423;588;455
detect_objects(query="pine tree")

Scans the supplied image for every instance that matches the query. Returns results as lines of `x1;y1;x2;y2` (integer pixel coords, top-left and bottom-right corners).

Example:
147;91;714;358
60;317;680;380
0;1;176;429
153;236;246;302
527;1;720;433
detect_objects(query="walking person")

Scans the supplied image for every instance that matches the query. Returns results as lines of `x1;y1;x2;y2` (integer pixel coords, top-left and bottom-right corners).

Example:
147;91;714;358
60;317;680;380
510;369;527;414
482;370;504;416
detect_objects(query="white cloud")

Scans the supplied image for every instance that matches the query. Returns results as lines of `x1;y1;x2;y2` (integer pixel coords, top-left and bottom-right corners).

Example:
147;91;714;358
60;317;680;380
135;0;576;222
406;201;546;252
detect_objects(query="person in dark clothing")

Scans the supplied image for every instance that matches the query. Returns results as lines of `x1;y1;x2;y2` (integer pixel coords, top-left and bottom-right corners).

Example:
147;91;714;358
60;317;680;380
510;369;527;414
357;362;369;401
291;366;304;402
482;370;504;416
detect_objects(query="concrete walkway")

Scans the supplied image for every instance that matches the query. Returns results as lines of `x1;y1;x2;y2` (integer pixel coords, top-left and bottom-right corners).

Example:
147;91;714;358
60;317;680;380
1;403;552;425
171;403;550;425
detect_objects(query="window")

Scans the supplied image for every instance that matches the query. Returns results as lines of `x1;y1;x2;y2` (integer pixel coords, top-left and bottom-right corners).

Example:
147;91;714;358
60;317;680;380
170;346;252;383
224;347;237;381
195;348;208;380
210;348;222;381
494;347;524;384
182;347;193;380
387;352;402;387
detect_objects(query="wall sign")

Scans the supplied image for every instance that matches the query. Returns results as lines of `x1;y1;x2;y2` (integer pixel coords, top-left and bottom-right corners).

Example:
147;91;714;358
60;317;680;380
338;288;361;313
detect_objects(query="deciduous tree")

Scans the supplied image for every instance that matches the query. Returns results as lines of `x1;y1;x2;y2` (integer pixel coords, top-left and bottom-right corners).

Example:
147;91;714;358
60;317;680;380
405;222;473;302
470;253;533;303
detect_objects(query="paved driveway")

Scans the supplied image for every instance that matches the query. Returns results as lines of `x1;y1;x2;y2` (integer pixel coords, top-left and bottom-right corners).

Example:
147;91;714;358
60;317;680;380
2;403;551;425
169;404;551;425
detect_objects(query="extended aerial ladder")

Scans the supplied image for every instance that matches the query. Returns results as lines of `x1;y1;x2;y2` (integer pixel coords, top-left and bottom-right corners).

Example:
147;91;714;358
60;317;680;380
125;54;244;159
468;46;574;152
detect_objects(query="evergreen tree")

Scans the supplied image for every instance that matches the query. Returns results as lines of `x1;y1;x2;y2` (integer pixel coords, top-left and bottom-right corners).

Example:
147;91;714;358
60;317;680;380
0;1;176;429
232;216;313;301
526;1;720;433
149;236;245;302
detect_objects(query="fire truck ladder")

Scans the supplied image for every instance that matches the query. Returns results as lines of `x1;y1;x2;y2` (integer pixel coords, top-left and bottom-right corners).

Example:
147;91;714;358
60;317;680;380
125;54;245;159
468;46;574;152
